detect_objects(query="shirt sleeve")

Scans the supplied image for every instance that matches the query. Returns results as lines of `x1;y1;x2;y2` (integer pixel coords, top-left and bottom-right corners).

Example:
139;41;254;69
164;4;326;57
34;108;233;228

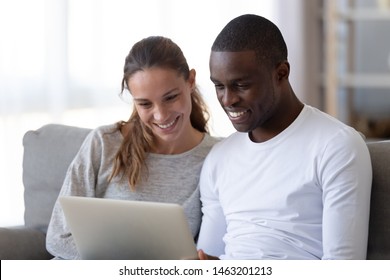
196;153;227;258
46;130;101;259
320;128;372;259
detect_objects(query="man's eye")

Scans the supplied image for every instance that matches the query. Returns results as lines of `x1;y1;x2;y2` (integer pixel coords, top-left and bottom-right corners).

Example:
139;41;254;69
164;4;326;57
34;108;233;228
236;84;249;89
214;84;224;90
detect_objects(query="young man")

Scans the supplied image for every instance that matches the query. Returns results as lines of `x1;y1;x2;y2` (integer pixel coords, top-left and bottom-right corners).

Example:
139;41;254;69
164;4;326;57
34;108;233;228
197;14;372;260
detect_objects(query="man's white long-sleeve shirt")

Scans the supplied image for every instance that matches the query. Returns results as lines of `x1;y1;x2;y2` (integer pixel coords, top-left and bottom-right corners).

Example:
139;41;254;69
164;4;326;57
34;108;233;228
197;105;372;259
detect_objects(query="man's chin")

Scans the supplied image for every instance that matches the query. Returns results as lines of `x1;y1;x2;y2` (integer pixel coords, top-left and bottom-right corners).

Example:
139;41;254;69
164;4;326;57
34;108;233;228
231;123;251;133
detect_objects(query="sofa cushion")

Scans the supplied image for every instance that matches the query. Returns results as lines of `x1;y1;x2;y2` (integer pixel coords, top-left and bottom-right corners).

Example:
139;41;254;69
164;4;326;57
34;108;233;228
22;124;91;232
0;226;52;259
366;140;390;259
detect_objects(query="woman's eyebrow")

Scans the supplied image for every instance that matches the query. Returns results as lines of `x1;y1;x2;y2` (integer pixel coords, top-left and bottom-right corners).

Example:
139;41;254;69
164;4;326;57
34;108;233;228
162;87;180;96
133;88;180;102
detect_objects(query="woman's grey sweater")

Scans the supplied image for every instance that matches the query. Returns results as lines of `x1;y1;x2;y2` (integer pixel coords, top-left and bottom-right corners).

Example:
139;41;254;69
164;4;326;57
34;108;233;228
46;123;219;259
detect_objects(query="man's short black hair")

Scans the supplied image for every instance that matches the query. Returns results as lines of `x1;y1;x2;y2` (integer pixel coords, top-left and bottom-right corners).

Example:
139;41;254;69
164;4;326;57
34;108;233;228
212;14;288;67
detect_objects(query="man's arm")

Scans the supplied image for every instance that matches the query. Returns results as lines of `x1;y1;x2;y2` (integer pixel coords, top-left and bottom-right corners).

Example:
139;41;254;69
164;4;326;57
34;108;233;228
196;155;227;258
320;129;372;259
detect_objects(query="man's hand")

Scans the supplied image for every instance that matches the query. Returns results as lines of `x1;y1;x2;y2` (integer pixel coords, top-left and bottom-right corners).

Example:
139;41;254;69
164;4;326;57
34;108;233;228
198;249;220;260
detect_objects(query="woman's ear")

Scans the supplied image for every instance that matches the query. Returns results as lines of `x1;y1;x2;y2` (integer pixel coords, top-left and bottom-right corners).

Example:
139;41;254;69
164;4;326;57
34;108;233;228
189;69;196;90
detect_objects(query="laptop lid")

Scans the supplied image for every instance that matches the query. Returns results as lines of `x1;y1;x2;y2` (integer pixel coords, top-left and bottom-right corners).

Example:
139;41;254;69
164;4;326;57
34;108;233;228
59;196;198;260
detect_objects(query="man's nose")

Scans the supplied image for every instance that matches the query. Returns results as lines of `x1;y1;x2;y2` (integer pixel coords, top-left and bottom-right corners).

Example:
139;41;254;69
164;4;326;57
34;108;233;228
220;88;239;107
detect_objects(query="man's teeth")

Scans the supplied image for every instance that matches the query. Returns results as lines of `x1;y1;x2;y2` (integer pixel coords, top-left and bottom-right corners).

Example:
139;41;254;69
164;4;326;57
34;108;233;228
157;119;176;129
228;111;247;118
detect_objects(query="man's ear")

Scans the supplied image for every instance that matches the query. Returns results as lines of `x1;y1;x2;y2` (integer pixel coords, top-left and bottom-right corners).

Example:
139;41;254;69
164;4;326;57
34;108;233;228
276;61;290;81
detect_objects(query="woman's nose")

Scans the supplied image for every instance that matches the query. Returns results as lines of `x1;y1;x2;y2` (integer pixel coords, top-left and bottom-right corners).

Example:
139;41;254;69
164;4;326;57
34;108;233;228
153;105;168;121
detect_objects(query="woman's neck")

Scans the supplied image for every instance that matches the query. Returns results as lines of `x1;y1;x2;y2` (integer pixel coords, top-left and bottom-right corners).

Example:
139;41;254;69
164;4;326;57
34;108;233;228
152;128;204;155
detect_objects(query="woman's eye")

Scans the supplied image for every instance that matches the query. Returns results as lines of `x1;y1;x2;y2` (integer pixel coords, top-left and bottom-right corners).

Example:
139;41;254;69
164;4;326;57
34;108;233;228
137;102;151;108
165;94;178;102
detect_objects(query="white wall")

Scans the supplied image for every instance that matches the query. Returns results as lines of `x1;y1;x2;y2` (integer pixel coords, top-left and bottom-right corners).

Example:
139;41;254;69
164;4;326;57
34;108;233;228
0;0;291;227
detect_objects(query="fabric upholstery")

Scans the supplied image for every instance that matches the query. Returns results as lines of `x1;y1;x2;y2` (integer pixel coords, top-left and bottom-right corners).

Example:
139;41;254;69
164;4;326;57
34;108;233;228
0;226;52;260
0;124;389;259
22;124;91;233
366;140;390;259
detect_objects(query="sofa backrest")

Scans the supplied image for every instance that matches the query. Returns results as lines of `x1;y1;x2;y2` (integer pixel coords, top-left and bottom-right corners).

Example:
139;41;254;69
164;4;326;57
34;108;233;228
366;140;390;259
22;124;91;232
21;124;390;258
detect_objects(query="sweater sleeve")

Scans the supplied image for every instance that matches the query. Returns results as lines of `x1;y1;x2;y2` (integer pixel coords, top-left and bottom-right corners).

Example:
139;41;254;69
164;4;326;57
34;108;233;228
46;130;102;259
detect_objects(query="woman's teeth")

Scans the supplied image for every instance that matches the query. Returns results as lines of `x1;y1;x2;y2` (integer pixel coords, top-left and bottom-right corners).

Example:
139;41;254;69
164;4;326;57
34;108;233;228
157;118;176;129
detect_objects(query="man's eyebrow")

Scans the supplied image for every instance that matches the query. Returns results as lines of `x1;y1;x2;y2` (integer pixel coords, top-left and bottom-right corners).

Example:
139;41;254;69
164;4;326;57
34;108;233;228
210;76;251;83
210;77;220;83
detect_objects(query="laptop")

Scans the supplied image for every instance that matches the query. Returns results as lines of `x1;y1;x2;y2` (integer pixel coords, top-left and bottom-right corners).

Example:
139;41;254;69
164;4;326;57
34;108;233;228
59;196;198;260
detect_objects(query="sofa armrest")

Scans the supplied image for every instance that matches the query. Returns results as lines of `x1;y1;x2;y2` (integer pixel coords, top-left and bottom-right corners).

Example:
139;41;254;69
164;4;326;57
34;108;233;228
0;226;53;259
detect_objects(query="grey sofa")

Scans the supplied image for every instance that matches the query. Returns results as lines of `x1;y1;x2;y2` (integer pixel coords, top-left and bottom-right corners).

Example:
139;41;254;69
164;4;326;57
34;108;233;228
0;124;389;259
0;124;91;259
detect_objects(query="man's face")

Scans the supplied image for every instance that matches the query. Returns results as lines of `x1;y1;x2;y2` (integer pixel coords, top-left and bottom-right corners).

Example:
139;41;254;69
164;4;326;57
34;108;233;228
209;51;280;134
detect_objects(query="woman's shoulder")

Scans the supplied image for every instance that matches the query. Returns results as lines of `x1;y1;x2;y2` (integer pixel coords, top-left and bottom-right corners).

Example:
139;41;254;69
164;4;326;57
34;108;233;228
88;122;121;138
80;123;122;150
202;133;223;148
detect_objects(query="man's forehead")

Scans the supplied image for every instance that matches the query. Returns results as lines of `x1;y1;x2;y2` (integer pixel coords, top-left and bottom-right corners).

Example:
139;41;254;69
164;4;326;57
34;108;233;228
210;51;259;71
209;51;262;82
210;50;257;58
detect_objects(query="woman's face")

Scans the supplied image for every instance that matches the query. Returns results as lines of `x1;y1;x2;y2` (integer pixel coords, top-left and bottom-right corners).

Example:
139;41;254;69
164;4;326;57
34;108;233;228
128;67;195;147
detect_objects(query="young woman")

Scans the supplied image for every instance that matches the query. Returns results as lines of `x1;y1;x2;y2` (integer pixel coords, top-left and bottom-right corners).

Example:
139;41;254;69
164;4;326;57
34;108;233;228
46;36;219;259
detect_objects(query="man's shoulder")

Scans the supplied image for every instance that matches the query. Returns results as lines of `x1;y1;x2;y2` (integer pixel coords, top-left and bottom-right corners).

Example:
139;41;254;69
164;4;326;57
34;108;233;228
208;132;245;154
303;105;362;137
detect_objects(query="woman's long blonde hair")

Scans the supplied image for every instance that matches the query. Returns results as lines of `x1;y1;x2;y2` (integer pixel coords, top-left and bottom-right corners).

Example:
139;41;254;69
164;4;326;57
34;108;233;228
110;36;210;190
